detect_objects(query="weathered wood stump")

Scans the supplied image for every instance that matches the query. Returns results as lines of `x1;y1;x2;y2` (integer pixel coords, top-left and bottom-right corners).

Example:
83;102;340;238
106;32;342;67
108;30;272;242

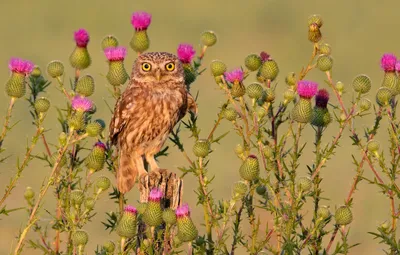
138;168;183;210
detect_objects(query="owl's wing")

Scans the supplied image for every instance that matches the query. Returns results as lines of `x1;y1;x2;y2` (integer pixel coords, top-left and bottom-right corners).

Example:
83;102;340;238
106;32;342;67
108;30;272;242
109;96;125;146
187;92;198;115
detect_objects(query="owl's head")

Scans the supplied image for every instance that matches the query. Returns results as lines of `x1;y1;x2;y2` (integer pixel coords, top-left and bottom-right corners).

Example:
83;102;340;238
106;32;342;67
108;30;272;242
132;52;184;84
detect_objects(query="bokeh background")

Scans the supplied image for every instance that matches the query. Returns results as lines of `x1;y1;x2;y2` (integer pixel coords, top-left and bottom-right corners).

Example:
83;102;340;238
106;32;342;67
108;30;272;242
1;0;399;254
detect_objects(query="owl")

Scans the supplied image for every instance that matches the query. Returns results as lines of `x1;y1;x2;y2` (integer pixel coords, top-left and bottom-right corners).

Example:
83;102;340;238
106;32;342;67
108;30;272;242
109;52;197;193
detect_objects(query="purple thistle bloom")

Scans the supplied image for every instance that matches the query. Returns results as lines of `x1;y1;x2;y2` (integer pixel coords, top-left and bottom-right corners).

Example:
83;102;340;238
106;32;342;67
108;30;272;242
71;95;93;112
74;29;90;47
104;46;127;61
315;89;329;108
124;205;137;214
297;80;318;99
260;51;270;62
94;141;106;150
149;188;163;201
177;44;196;64
176;203;190;218
395;61;400;73
8;58;34;74
381;53;397;72
224;68;244;83
131;11;152;31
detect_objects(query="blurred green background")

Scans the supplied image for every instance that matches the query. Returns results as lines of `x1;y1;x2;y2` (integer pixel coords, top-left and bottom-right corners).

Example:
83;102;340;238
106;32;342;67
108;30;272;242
1;0;399;254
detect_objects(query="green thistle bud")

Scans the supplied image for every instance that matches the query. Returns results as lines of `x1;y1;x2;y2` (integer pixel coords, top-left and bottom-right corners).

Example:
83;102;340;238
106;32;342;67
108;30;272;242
308;24;322;43
247;83;264;99
256;185;267;195
264;88;275;102
70;47;91;70
130;30;150;53
291;98;313;123
47;60;64;78
376;87;394;106
317;54;333;72
231;82;246;97
335;206;353;225
367;140;380;153
256;107;268;120
95;176;111;192
245;54;262;71
72;230;89;246
85;119;106;137
285;72;296;86
5;73;26;98
210;60;227;76
31;66;42;77
143;188;163;227
24;187;35;200
222;108;238;121
311;107;332;127
34;97;50;113
103;241;116;253
308;14;323;27
76;75;95;97
50;152;67;168
263;145;274;160
71;190;85;206
58;132;67;147
85;142;106;173
107;61;129;86
234;144;245;156
183;64;197;86
296;176;312;192
258;59;279;81
359;98;371;112
352;75;372;94
116;206;138;238
176;204;198;242
193;139;210;158
382;72;400;95
239;155;260;181
233;181;248;198
101;35;119;50
163;208;177;225
137;203;148;214
84;197;95;210
336;81;345;94
68;113;85;131
173;236;183;247
283;89;296;105
214;75;223;84
201;31;217;47
318;43;331;55
317;206;331;220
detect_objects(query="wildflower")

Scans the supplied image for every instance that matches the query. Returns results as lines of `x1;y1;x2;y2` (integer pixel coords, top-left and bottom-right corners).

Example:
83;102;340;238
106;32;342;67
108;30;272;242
224;68;244;84
292;80;318;123
8;58;34;75
297;80;318;99
380;53;400;95
70;28;91;69
380;53;397;72
117;205;138;239
74;29;90;47
71;96;93;112
177;44;196;64
85;142;106;173
130;11;151;53
143;188;163;227
131;11;152;31
175;204;198;242
5;58;34;98
239;155;260;181
101;35;119;50
104;46;129;86
352;74;372;94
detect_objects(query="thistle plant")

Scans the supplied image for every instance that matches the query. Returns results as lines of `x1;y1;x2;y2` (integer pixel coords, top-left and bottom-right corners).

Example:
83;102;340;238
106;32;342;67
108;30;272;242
2;11;400;255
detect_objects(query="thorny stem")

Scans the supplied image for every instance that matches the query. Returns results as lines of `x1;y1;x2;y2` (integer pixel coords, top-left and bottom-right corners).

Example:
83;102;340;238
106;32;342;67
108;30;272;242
312;126;323;253
41;133;52;156
326;225;339;253
0;97;16;148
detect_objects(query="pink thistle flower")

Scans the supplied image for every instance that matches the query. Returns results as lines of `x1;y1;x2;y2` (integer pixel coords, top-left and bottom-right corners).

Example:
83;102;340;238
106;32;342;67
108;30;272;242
177;44;196;64
8;58;34;74
131;11;152;31
124;205;137;214
148;188;163;202
260;51;270;62
224;68;244;83
297;80;318;99
176;203;190;218
104;46;127;61
71;95;93;112
381;53;397;72
74;29;90;47
94;141;106;150
315;89;329;108
395;61;400;73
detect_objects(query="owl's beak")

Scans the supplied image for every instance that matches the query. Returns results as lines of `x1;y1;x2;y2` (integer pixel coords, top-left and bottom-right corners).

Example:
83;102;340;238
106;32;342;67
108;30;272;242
155;69;162;81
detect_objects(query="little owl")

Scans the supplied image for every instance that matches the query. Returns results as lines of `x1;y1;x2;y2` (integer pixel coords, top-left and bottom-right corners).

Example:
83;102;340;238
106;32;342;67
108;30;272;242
109;52;197;193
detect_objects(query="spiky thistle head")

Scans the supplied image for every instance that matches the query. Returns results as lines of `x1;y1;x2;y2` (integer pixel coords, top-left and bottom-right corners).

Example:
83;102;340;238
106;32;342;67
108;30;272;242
8;58;34;75
381;53;397;72
177;43;196;64
104;46;127;61
74;28;90;47
315;89;329;108
224;68;244;84
94;141;106;151
131;11;152;31
124;205;137;215
71;96;93;112
297;80;318;99
176;203;190;218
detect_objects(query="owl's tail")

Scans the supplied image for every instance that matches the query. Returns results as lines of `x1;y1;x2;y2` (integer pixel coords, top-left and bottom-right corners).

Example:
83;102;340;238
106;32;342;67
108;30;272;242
117;152;138;193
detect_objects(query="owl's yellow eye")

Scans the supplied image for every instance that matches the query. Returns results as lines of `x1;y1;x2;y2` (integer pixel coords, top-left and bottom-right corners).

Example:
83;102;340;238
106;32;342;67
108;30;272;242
165;62;175;71
142;62;152;71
